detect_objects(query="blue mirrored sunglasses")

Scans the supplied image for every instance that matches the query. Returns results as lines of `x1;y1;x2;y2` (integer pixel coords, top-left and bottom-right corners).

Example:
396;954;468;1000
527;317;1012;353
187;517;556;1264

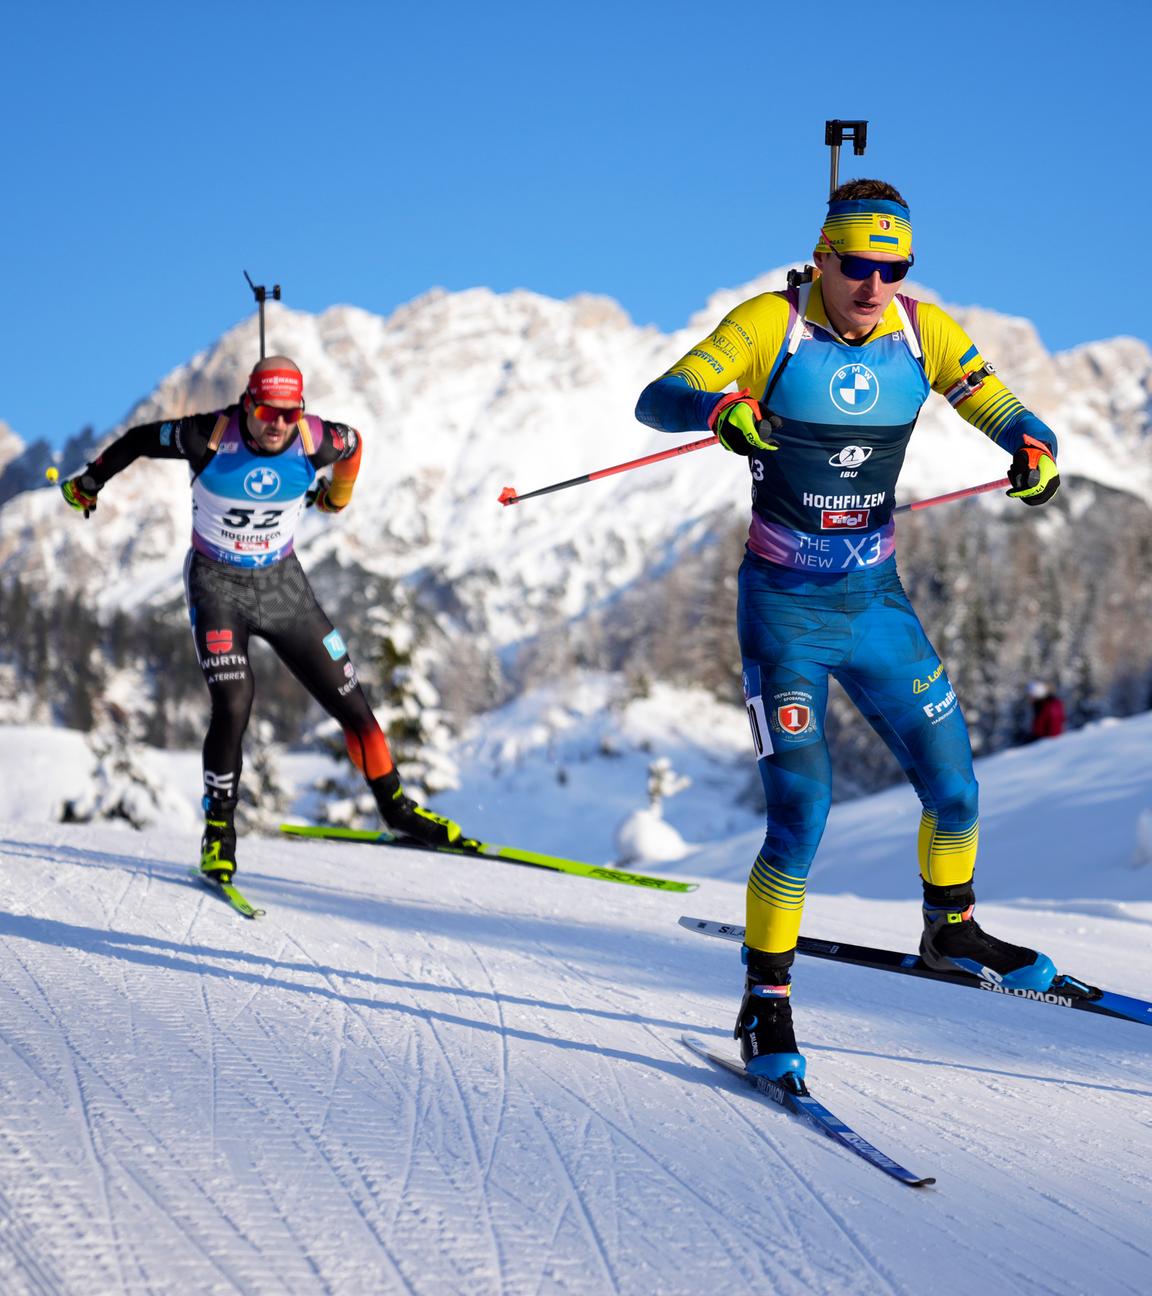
825;242;914;284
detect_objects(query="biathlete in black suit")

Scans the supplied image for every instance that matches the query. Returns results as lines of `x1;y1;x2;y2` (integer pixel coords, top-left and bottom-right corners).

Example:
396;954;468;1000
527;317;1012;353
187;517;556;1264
62;355;464;880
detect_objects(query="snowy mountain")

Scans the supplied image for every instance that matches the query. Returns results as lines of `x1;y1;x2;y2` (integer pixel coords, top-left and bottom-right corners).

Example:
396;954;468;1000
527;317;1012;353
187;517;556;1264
1;272;1150;650
1;704;1151;1293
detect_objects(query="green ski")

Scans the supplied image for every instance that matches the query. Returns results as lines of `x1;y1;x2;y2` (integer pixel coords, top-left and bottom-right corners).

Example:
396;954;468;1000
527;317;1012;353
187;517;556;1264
189;869;266;919
279;823;698;892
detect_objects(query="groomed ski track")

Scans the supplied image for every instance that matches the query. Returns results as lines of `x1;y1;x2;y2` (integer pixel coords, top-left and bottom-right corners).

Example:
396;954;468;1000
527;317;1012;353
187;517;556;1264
1;817;1150;1296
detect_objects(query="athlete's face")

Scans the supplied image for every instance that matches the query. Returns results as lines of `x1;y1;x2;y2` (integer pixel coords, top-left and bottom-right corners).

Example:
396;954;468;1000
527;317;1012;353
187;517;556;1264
815;250;905;340
246;401;298;452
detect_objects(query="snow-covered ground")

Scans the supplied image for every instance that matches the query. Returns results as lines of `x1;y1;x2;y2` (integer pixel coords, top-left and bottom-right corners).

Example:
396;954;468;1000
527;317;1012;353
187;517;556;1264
1;710;1152;1294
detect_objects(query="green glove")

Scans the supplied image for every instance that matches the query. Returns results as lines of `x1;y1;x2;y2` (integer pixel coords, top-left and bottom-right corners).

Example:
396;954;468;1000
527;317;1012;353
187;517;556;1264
1006;434;1059;507
708;390;781;456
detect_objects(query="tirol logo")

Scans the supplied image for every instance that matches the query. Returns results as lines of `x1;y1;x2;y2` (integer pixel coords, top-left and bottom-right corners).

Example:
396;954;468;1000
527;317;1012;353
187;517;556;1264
244;466;281;499
828;445;873;469
322;629;347;660
829;363;879;416
206;629;233;655
822;509;870;530
777;703;811;735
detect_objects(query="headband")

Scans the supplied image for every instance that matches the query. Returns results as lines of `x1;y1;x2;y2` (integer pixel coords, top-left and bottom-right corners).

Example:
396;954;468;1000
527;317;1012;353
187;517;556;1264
816;198;913;261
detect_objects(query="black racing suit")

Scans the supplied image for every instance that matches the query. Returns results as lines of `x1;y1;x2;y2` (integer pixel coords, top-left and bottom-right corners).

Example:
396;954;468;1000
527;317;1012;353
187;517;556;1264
79;406;399;814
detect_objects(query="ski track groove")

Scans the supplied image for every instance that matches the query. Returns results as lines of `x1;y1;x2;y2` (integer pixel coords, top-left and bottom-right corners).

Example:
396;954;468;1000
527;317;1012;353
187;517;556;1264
527;1100;620;1295
195;978;416;1294
2;937;133;1295
0;1160;67;1296
279;927;429;1267
11;888;405;1294
466;943;514;1193
418;984;507;1290
3;929;303;1294
101;869;138;934
107;1149;251;1295
263;927;423;1294
527;1062;773;1292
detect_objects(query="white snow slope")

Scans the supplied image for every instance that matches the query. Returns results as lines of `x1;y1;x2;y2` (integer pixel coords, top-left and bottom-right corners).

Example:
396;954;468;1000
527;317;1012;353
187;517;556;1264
2;712;1152;1295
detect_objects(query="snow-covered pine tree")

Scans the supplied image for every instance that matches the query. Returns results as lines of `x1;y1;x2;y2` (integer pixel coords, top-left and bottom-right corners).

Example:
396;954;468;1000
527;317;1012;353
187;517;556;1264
615;756;691;866
367;603;459;802
235;717;292;834
60;703;192;831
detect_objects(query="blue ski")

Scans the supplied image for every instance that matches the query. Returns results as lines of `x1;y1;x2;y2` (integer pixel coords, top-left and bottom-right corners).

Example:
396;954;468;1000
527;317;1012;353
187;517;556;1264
679;916;1152;1030
681;1035;935;1188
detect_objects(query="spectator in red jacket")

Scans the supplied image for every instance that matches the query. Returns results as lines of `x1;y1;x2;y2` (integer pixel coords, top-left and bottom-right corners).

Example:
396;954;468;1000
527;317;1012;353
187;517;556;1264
1029;681;1065;740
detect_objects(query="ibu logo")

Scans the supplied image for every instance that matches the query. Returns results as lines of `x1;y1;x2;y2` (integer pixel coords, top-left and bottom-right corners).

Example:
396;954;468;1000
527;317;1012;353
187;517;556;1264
829;363;880;416
244;466;281;499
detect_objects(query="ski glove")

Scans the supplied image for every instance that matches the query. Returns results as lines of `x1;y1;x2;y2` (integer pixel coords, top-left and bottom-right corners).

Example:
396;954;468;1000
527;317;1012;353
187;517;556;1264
306;478;343;513
61;474;101;518
1006;434;1059;507
708;390;781;456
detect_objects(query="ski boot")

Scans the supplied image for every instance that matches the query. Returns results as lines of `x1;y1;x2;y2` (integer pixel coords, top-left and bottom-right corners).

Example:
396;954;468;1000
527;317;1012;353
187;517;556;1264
200;798;238;883
920;881;1056;991
370;771;463;849
734;947;806;1083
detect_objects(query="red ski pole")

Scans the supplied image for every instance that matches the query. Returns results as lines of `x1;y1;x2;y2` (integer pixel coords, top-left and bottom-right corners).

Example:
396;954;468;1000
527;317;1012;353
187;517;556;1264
498;435;718;506
895;477;1009;513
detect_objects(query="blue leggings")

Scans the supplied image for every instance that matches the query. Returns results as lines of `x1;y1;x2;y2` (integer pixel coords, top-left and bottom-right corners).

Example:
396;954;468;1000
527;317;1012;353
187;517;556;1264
738;551;979;956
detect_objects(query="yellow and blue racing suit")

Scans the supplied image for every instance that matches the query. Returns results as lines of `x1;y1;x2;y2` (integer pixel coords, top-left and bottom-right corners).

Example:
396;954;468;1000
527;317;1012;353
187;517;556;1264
636;278;1058;960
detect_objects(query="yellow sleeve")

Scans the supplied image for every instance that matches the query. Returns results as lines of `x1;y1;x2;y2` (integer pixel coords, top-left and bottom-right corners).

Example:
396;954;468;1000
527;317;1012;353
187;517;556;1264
917;301;1033;449
664;292;792;396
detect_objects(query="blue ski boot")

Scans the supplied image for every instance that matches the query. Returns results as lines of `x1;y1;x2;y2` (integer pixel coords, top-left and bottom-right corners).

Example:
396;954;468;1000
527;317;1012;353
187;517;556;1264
920;882;1056;991
734;948;806;1083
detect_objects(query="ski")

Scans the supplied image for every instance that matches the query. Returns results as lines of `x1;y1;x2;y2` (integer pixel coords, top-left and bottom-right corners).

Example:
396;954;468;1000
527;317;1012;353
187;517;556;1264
279;823;698;892
679;916;1152;1029
189;869;265;919
681;1034;935;1188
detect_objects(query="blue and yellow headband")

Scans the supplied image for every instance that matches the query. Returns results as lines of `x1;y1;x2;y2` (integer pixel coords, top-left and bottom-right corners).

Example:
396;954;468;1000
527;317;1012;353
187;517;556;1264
816;198;913;260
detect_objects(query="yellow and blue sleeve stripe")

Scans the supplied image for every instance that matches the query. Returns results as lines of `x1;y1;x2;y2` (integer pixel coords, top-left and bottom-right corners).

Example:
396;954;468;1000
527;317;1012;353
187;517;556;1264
917;302;1058;457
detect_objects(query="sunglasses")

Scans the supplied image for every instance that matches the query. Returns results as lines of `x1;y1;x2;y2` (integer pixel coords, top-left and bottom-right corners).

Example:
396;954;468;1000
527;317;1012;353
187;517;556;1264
251;403;303;424
821;235;913;283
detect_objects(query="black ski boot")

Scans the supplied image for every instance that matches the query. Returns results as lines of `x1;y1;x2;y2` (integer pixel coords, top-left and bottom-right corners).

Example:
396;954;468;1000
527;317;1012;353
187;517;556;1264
370;771;463;849
920;881;1056;991
734;947;806;1082
200;798;238;882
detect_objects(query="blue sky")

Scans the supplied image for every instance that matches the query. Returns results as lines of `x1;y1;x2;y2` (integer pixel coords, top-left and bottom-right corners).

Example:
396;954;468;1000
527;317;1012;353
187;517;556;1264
2;0;1147;448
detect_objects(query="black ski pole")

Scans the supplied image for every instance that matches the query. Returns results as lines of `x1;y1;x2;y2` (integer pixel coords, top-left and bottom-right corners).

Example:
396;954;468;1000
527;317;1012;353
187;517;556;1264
789;118;869;290
243;270;282;359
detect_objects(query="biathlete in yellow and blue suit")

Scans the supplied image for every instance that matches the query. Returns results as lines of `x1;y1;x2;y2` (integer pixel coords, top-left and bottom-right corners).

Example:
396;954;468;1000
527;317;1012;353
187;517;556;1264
636;179;1063;1082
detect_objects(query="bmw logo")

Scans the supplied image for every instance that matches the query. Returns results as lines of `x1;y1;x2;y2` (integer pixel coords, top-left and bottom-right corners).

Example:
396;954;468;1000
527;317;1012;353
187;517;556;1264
829;363;880;416
244;467;281;498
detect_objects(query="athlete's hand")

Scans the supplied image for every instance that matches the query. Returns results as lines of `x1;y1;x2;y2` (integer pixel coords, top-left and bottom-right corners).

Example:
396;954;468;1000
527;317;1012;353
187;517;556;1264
306;477;344;513
1006;434;1060;507
708;390;781;456
61;474;101;518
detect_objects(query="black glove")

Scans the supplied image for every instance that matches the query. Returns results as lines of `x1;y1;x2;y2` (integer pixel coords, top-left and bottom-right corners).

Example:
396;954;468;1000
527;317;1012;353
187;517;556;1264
305;477;344;513
61;474;102;518
1007;435;1059;507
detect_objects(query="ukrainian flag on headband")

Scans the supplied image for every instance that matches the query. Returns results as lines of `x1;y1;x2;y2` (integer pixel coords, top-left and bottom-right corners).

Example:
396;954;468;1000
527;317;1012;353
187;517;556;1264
816;198;913;260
